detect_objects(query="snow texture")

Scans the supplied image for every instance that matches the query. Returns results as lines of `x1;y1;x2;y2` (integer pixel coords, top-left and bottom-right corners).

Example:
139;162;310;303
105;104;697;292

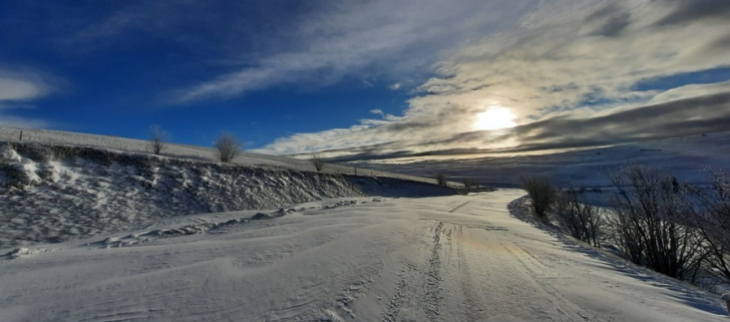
0;142;455;248
0;127;726;321
0;190;725;321
0;126;440;184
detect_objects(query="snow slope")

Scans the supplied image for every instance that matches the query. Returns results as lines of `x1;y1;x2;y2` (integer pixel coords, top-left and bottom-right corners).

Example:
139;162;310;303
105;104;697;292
0;190;725;321
0;142;455;248
0;126;437;184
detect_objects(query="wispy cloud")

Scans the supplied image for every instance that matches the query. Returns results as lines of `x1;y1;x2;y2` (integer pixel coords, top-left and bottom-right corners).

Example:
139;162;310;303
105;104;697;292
0;67;60;128
24;0;728;155
174;0;537;102
255;0;730;159
0;69;55;103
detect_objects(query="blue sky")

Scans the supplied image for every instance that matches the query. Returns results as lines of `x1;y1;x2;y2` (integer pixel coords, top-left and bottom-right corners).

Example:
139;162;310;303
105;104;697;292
1;0;729;160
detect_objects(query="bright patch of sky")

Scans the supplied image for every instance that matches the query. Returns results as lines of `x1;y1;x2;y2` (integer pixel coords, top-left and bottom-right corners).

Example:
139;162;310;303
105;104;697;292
1;0;729;160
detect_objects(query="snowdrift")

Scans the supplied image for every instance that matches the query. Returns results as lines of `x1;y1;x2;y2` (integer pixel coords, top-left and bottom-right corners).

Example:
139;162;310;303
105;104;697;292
0;142;456;248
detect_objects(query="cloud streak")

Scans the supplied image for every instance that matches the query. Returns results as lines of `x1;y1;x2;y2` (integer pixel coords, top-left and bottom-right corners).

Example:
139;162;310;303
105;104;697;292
0;69;55;103
253;0;730;160
0;67;60;128
174;0;537;102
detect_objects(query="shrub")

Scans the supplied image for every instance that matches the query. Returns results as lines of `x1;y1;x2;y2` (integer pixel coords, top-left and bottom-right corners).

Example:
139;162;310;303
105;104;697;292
149;125;169;155
520;175;555;218
14;143;72;163
463;178;480;192
607;164;705;281
554;185;604;247
436;173;448;186
687;170;730;283
215;132;242;163
311;154;325;172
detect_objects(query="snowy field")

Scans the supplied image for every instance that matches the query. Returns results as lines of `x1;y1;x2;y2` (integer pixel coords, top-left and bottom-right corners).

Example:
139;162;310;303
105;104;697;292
1;190;725;321
0;127;437;184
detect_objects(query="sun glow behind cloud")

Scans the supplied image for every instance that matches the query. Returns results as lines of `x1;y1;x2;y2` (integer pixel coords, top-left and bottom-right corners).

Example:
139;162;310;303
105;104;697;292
6;0;728;159
474;107;517;131
255;0;730;159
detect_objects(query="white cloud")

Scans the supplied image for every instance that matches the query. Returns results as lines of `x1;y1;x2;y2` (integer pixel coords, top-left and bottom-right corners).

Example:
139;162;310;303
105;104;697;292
175;0;537;102
0;67;60;128
369;109;384;118
0;115;50;128
257;0;730;158
0;70;53;103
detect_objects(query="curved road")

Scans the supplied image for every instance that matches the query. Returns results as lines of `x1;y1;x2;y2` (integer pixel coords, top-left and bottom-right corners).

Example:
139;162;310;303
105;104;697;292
0;190;724;321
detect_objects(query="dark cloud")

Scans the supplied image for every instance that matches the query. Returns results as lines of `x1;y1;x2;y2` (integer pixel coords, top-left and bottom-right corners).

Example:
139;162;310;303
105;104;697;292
380;121;434;133
585;3;631;37
499;91;730;151
655;0;730;26
712;34;730;50
322;90;730;162
257;0;730;157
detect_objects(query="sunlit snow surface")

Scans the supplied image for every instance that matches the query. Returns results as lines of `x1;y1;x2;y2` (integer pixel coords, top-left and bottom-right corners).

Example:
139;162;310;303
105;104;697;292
0;190;725;321
0;127;453;248
0;126;431;183
0;127;726;321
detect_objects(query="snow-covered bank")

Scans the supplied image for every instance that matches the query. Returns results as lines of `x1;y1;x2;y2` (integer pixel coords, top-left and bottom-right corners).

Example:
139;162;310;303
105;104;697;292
0;143;455;248
0;190;725;321
0;126;439;184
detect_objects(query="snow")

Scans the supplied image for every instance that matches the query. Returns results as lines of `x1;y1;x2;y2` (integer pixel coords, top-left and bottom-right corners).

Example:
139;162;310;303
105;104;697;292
0;141;454;248
0;190;725;321
0;126;438;184
0;127;727;321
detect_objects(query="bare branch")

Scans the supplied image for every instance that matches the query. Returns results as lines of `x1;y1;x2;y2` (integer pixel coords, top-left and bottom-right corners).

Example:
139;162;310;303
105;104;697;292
311;154;325;172
215;132;242;163
148;125;169;155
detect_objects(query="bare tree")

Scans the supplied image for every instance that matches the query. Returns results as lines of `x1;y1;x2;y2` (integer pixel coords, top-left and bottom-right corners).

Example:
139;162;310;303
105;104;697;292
520;175;555;218
463;178;480;192
687;169;730;283
436;173;448;186
554;185;604;247
215;132;242;163
607;164;705;281
311;154;325;172
148;125;169;155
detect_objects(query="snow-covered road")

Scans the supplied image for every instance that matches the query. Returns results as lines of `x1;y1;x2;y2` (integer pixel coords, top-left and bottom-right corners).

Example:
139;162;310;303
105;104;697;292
0;190;725;321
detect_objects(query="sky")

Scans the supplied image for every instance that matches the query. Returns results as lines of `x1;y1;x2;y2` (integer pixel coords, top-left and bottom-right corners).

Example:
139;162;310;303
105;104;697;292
1;0;729;161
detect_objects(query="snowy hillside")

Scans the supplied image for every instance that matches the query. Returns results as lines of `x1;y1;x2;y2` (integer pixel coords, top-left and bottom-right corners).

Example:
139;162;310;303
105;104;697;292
0;127;438;184
0;135;456;248
0;190;725;321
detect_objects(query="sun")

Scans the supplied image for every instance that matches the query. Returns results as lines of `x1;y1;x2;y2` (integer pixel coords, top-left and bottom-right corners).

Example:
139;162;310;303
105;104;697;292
474;107;517;131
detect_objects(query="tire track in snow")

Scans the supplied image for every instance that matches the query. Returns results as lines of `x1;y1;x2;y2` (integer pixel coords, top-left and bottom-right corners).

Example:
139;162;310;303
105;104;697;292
382;263;417;322
424;221;444;321
509;242;595;321
455;225;484;322
448;200;471;213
